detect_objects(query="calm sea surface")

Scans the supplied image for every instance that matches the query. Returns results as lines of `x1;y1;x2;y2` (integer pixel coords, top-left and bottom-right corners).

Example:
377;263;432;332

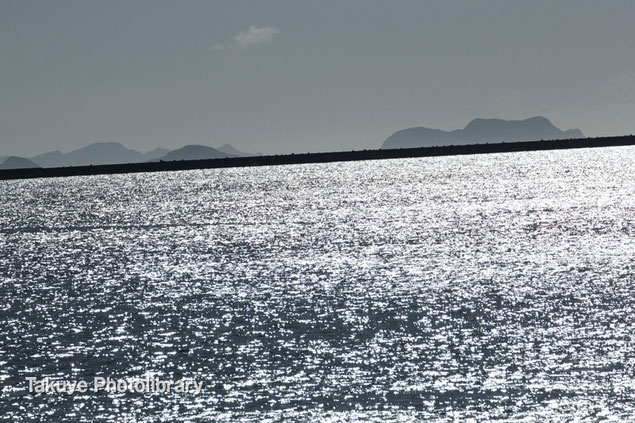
1;147;634;422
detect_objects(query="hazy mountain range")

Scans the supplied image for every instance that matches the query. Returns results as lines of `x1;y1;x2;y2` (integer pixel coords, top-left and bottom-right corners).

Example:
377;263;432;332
1;117;586;170
381;117;584;149
0;142;260;169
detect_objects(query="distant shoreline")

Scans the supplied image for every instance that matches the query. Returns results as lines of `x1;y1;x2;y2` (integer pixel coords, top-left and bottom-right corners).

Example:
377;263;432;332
1;135;634;181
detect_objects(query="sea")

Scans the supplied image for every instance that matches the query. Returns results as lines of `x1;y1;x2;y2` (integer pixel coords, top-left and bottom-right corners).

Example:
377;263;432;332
1;146;634;422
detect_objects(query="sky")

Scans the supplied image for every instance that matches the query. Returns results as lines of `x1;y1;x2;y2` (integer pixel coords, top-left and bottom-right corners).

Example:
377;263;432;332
2;0;635;157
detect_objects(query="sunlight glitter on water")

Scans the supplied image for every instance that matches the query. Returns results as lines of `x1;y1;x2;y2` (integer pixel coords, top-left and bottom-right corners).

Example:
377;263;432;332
0;147;634;421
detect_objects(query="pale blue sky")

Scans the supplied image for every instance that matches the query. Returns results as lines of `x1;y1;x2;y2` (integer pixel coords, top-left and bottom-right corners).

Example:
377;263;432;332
2;0;635;156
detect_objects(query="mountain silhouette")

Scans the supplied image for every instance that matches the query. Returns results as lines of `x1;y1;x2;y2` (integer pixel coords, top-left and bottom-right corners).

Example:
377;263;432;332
381;117;584;149
216;144;261;157
26;143;171;167
30;150;64;168
156;145;234;162
0;156;41;170
60;142;148;166
2;142;253;169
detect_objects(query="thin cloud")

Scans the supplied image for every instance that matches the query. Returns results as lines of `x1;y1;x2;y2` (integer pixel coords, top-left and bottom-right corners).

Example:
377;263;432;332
235;26;280;48
210;25;280;51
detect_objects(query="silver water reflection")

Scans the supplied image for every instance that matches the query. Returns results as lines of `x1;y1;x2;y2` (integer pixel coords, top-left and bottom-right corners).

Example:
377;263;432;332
1;147;634;422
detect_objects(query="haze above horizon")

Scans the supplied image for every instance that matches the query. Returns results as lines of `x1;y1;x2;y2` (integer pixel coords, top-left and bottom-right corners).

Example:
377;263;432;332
2;0;635;157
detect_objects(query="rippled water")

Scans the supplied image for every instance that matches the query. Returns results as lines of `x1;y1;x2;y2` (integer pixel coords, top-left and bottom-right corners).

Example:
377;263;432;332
1;147;634;422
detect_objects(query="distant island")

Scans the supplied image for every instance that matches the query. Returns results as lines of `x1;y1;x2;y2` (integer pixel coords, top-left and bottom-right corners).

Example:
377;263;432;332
0;156;41;170
0;142;260;170
1;135;634;181
0;116;585;170
382;116;583;149
2;117;631;178
153;145;236;162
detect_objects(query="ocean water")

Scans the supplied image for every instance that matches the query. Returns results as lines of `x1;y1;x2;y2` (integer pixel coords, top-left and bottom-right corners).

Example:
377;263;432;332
0;147;634;422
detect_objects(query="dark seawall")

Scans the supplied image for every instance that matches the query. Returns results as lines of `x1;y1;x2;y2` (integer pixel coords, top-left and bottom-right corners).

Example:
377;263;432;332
1;136;634;181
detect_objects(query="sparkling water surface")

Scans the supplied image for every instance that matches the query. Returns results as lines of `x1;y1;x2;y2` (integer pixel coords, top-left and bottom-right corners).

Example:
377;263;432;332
1;147;634;422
